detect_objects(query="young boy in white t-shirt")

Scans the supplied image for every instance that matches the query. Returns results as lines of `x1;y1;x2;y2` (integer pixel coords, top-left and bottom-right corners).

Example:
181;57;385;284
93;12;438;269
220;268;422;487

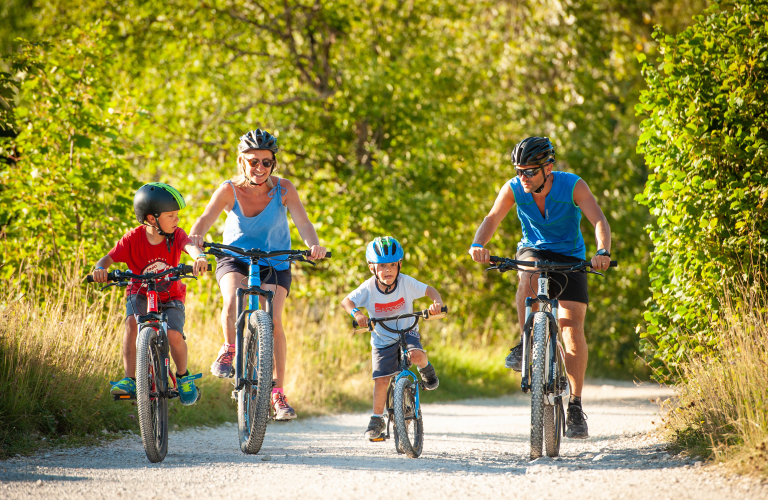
341;236;444;441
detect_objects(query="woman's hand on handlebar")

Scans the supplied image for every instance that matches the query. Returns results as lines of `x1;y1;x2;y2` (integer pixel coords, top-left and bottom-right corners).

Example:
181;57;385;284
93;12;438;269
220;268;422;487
308;244;327;261
428;301;444;316
468;245;491;264
189;234;205;249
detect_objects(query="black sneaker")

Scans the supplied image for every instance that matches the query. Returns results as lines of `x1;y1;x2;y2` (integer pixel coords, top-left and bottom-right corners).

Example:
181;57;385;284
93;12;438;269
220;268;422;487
505;342;523;372
419;363;439;390
365;416;386;441
565;404;589;439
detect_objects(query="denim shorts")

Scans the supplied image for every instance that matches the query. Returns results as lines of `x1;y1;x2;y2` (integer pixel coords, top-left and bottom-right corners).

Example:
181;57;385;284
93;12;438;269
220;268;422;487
126;294;186;338
371;331;425;379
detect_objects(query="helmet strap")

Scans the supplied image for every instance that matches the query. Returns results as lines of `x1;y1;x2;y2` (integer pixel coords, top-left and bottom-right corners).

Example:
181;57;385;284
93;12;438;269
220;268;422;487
373;262;401;294
145;215;175;252
532;161;553;194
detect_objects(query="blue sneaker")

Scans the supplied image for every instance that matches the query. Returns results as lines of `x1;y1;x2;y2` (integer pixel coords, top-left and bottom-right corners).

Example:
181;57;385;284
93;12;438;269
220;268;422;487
109;377;136;396
178;373;202;406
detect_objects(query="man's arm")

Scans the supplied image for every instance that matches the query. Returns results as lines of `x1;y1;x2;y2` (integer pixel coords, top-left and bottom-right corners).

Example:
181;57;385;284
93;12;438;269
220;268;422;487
469;182;516;264
573;179;611;271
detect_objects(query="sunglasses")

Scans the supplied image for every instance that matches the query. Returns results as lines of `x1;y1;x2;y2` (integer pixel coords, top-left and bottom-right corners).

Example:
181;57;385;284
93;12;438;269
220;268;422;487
244;157;276;169
515;166;544;178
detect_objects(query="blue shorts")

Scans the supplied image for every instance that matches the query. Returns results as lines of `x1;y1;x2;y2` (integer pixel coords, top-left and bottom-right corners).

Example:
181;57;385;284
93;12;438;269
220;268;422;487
126;294;186;339
371;331;425;379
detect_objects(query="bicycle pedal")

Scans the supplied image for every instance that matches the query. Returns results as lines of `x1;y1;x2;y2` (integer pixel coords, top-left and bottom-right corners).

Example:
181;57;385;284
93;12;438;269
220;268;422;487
369;436;388;442
231;390;238;400
169;390;180;400
112;394;136;401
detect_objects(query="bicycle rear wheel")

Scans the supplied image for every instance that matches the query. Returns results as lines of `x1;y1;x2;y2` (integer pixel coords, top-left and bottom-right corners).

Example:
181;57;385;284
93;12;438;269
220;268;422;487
545;340;567;457
135;326;168;463
238;310;274;454
529;312;548;460
393;375;423;458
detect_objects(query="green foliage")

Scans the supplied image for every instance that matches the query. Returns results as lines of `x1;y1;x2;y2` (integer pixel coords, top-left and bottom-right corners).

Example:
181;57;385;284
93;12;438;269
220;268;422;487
0;25;139;279
635;0;768;375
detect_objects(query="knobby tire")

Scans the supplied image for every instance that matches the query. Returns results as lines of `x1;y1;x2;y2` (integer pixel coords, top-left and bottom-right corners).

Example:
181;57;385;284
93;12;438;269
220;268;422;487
529;312;548;460
393;376;424;458
238;310;274;454
544;340;566;457
136;327;168;463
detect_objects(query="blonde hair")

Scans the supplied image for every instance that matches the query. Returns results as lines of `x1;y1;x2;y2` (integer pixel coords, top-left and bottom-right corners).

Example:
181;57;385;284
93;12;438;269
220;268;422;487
232;152;275;188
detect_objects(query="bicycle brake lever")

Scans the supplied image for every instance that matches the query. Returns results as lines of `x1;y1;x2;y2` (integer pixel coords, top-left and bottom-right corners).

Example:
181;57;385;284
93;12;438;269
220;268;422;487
99;282;126;291
585;270;604;277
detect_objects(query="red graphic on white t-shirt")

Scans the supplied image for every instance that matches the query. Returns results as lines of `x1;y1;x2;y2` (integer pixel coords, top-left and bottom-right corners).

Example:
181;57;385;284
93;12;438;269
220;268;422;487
375;297;405;314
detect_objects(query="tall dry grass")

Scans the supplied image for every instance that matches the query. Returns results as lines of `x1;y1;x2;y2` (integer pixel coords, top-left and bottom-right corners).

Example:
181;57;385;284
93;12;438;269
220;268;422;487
665;278;768;475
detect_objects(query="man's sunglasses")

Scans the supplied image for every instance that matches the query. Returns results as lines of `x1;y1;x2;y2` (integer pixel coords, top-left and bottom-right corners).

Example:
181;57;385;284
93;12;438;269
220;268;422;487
515;166;544;178
244;157;276;169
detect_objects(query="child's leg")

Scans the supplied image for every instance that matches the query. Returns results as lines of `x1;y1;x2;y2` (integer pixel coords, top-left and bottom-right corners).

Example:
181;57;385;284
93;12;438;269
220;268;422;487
123;315;139;378
167;329;188;376
373;376;391;415
409;350;429;369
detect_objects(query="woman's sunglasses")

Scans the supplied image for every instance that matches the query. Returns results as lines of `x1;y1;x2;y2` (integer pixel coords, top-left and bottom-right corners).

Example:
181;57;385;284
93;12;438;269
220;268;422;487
515;166;544;178
244;157;276;169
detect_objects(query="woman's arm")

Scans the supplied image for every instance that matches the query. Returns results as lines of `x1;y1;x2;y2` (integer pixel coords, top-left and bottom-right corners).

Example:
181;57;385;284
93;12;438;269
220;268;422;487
188;184;234;248
282;179;327;260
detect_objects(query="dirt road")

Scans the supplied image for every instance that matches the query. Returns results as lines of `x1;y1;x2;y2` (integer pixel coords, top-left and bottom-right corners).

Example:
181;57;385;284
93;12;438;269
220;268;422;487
1;381;766;499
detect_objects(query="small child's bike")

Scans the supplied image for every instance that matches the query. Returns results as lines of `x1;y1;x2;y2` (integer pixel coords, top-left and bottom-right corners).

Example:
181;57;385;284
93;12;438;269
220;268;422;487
485;256;616;459
353;306;448;458
86;263;208;463
203;242;330;454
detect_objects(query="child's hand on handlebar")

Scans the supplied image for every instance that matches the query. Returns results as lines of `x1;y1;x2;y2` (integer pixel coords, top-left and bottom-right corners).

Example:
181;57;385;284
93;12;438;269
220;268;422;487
468;245;491;264
353;311;368;329
193;255;209;276
428;301;444;316
93;268;109;283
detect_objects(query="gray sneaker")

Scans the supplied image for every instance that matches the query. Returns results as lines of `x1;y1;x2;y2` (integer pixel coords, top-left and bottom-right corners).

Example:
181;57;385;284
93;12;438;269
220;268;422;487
505;342;523;372
365;416;387;441
565;404;589;439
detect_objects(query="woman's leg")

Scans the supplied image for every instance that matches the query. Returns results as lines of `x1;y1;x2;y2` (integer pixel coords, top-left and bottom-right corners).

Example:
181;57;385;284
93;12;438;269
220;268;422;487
218;271;246;345
257;284;289;387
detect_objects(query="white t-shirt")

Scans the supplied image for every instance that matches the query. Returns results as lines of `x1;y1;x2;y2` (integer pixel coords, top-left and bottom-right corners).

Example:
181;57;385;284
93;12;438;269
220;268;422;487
346;274;429;349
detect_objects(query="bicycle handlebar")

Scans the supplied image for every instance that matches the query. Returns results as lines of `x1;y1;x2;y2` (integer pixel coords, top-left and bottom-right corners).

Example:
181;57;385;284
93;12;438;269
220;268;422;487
488;256;617;270
353;306;449;333
86;263;212;283
204;242;331;259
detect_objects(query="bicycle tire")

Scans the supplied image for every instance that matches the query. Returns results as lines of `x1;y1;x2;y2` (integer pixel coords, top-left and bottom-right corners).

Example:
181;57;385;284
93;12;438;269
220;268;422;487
544;337;565;457
135;326;168;463
529;312;548;460
393;376;423;458
238;309;274;454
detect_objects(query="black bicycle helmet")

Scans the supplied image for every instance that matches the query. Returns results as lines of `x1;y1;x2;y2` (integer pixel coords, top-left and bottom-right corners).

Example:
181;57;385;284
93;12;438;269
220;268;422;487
238;128;279;155
511;136;555;167
133;183;186;249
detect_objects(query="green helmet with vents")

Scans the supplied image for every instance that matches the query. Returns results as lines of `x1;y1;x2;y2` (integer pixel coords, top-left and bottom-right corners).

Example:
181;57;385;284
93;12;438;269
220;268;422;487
133;182;186;225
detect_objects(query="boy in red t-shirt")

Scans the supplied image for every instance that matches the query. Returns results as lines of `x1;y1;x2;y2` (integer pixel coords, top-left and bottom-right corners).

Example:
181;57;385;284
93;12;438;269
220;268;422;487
92;183;208;406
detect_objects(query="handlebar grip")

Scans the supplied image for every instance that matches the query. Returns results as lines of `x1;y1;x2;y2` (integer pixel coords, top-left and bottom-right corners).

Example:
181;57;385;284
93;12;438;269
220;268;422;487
352;319;359;328
325;251;332;258
86;275;94;283
489;256;500;263
610;261;618;267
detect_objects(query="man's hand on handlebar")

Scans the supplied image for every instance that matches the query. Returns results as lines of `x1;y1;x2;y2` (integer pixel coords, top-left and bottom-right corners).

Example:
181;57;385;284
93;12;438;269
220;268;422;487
468;245;491;264
590;253;611;272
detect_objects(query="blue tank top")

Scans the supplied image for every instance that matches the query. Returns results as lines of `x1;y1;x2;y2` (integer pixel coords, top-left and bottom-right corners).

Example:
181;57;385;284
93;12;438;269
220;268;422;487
509;171;586;259
221;179;292;271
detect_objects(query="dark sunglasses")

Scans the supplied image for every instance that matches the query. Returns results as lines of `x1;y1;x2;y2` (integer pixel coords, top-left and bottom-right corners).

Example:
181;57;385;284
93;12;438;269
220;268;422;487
515;166;544;178
244;157;276;169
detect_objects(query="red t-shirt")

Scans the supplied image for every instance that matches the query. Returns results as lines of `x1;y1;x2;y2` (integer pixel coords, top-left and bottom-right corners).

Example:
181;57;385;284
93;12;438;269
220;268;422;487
108;226;192;303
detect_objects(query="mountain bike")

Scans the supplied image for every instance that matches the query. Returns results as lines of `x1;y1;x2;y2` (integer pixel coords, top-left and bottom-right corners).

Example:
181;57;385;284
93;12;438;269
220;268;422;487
353;306;448;458
86;263;208;463
203;242;330;455
486;256;616;459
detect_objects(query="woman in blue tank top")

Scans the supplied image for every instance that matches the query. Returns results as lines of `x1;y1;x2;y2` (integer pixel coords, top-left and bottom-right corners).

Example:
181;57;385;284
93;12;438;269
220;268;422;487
189;129;326;420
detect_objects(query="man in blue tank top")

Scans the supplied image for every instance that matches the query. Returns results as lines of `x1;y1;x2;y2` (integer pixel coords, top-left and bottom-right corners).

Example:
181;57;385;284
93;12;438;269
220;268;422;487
468;137;612;439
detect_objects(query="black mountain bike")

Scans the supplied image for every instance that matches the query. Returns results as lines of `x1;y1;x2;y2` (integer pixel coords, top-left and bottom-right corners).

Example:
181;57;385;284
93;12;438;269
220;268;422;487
353;306;448;458
203;242;330;454
87;264;208;463
486;256;616;459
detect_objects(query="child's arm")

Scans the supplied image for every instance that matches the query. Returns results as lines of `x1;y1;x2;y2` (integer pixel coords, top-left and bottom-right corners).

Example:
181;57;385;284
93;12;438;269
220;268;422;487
92;255;114;283
342;297;368;329
425;286;444;316
184;243;209;277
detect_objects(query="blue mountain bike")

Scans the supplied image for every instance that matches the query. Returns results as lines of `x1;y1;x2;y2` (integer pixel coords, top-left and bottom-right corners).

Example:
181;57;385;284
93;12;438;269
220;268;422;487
204;242;331;454
354;306;448;458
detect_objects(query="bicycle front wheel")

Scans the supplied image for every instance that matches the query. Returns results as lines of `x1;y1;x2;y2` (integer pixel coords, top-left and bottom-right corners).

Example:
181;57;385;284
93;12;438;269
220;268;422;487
529;312;548;460
393;376;423;458
135;326;168;463
238;310;274;454
544;339;567;457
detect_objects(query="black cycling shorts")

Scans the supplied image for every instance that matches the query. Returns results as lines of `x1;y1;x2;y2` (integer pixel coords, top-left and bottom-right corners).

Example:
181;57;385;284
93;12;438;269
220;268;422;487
215;255;292;295
515;247;589;304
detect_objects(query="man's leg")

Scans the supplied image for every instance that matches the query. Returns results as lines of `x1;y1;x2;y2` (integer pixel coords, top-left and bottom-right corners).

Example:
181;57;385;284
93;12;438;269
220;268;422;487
506;268;540;370
558;300;587;398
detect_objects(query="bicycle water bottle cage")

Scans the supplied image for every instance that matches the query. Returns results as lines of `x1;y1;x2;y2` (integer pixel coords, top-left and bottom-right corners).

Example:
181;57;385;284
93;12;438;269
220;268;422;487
138;312;166;324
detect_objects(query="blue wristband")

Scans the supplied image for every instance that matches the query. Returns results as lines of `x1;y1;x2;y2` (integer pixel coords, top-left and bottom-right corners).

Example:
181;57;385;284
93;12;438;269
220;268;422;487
351;308;360;318
94;266;105;270
471;243;484;248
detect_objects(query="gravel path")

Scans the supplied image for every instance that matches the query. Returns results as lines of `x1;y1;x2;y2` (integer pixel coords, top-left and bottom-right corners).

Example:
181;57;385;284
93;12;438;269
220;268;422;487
2;381;766;499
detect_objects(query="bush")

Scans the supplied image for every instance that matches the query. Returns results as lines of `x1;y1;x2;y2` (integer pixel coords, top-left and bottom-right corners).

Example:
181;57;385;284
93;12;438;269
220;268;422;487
635;0;768;375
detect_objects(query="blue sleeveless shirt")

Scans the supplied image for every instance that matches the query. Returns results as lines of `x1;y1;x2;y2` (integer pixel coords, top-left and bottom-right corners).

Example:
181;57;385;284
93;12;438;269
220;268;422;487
509;171;586;259
221;179;292;271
